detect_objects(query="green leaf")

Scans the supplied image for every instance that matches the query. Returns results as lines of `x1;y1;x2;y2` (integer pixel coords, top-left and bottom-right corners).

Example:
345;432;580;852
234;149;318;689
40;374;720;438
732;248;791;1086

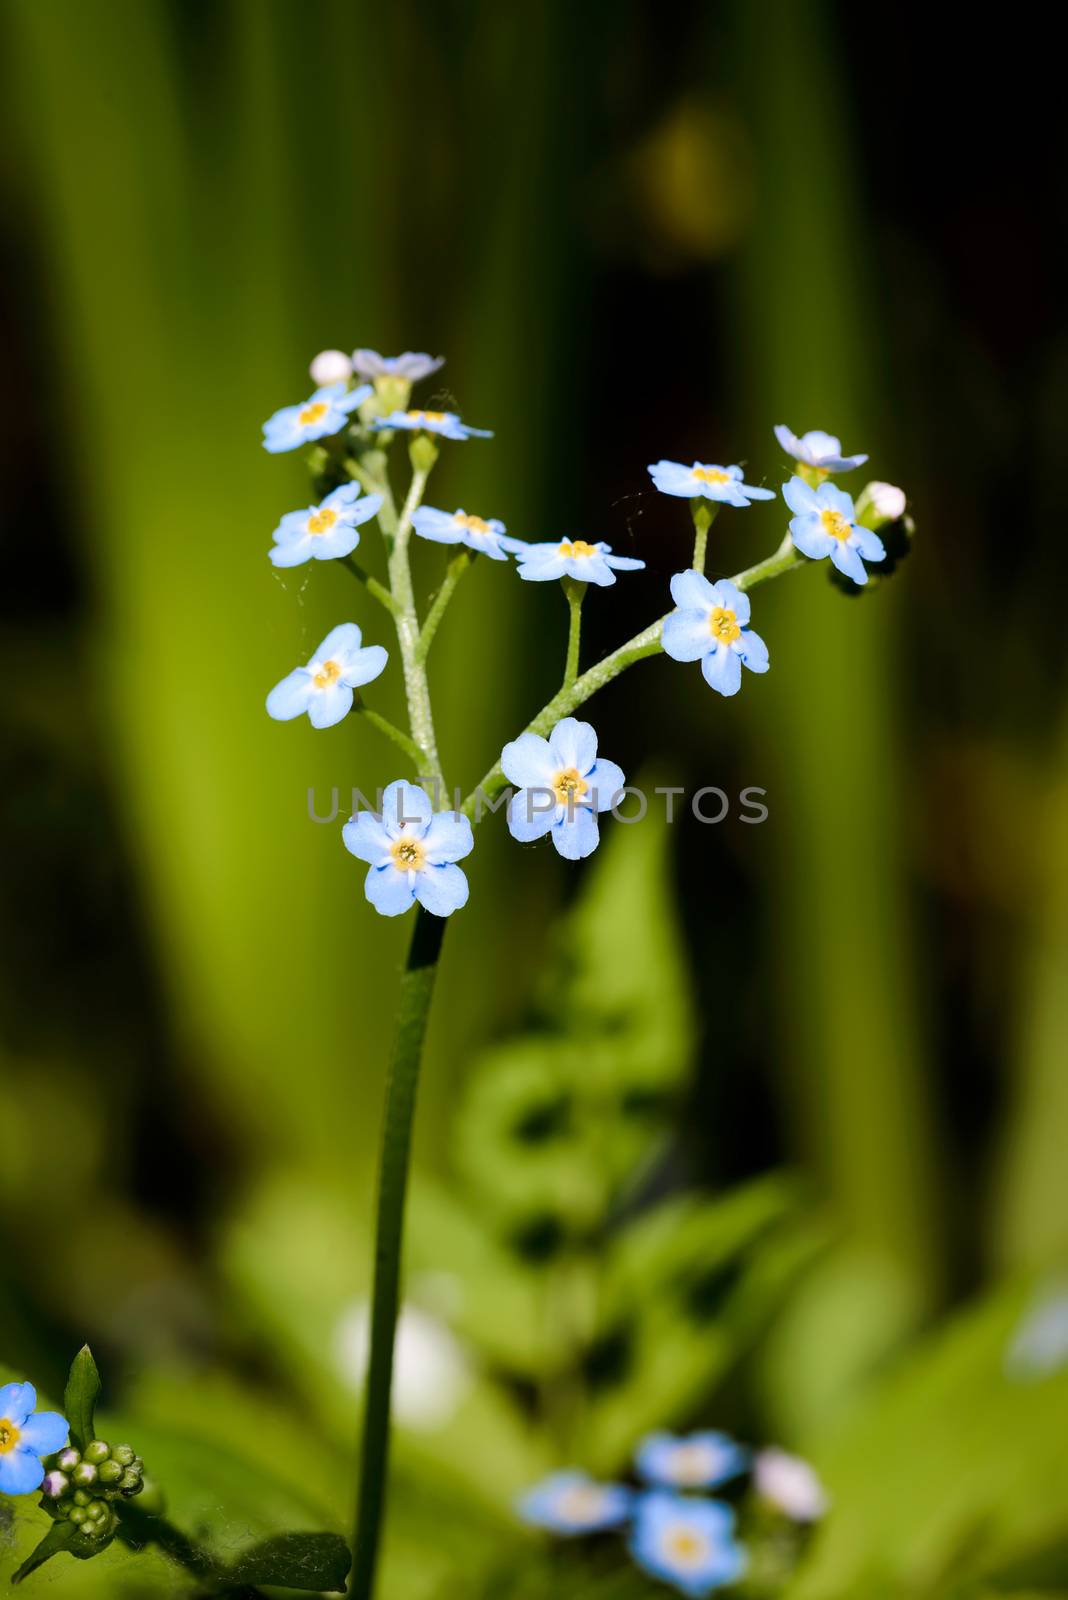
63;1345;102;1453
225;1531;351;1593
10;1518;111;1584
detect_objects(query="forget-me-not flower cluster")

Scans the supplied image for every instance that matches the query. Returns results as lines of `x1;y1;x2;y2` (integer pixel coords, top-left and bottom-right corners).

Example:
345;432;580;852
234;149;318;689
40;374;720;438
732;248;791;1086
343;782;473;917
266;623;388;729
269;484;383;568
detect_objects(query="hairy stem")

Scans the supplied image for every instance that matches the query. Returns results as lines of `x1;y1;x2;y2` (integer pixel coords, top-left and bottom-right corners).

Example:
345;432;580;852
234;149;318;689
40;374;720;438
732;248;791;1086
354;703;428;768
417;550;471;663
344;556;400;616
351;908;447;1600
562;576;585;689
691;501;715;573
387;460;443;784
461;536;806;817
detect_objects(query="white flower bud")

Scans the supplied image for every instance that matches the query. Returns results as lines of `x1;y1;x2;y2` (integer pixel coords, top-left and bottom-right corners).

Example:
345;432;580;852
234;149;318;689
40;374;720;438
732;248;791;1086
754;1448;828;1521
867;482;906;521
309;349;353;387
42;1470;69;1498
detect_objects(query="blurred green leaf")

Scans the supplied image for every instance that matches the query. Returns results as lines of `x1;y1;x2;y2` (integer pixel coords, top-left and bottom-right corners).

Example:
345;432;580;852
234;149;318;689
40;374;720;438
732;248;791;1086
11;1520;97;1584
225;1531;350;1592
64;1344;102;1453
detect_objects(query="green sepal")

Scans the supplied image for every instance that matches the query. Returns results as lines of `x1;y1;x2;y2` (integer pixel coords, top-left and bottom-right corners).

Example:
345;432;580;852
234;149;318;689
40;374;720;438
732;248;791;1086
63;1346;101;1454
10;1517;113;1585
223;1531;352;1594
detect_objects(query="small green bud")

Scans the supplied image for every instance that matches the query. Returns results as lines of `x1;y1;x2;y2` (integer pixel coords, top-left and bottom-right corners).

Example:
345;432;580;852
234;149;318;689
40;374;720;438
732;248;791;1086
56;1447;80;1472
72;1461;98;1487
409;434;439;475
53;1501;71;1520
83;1439;110;1464
98;1458;123;1485
111;1444;135;1467
72;1489;91;1507
68;1506;86;1526
120;1468;142;1493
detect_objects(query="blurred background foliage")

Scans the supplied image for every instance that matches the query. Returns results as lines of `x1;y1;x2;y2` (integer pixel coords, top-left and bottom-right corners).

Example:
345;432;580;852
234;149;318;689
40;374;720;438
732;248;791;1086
1;0;1066;1595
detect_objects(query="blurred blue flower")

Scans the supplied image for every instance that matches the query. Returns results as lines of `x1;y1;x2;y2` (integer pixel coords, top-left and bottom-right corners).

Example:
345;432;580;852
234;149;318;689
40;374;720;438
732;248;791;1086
266;623;387;729
342;781;473;918
373;409;492;440
648;460;775;506
411;506;526;562
661;571;769;697
774;425;868;473
515;538;644;587
0;1383;68;1496
269;484;383;568
517;1470;632;1536
262;382;371;453
352;350;445;382
636;1431;748;1491
501;717;624;861
1005;1278;1068;1382
629;1493;745;1598
783;476;886;586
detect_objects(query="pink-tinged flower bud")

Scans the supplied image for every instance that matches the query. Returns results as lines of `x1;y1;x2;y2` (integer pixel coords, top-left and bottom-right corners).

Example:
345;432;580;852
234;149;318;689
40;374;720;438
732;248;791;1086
41;1470;69;1498
309;349;354;386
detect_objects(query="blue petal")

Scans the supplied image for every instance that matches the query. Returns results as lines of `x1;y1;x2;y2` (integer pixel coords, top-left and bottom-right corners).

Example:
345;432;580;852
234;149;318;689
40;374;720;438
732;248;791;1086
853;525;886;562
342;811;393;866
307;684;354;728
382;781;433;834
314;622;362;662
501;732;556;789
738;483;775;501
552;805;600;860
782;476;819;516
0;1383;35;1427
365;864;416;917
269;539;313;568
569;555;616;585
819;482;856;519
266;669;313;721
0;1448;45;1495
702;645;743;696
670;569;716;609
714;580;749;625
516;549;568;582
339;644;388;688
322;483;361;509
18;1411;69;1456
662;609;713;663
738;627;769;673
800;429;841;460
586;759;626;811
648;460;699;497
414;862;469;916
548;718;598;775
789;516;835;561
605;553;646;571
773;423;801;457
830;541;868;585
412;507;464;545
313;526;362;560
507;787;559;842
422;812;474;864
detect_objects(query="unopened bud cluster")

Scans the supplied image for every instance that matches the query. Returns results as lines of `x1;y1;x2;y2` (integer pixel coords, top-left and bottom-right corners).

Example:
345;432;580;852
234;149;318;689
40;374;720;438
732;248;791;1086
41;1439;144;1536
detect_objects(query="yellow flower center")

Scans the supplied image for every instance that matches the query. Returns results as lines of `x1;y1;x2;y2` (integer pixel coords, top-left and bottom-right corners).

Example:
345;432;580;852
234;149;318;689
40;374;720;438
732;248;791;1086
663;1528;709;1569
0;1419;20;1454
692;466;730;485
455;513;492;535
553;768;589;805
559;540;597;558
298;401;330;426
709;606;741;644
820;508;852;540
557;1485;606;1524
313;659;342;689
391;836;426;870
407;410;447;425
307;507;339;536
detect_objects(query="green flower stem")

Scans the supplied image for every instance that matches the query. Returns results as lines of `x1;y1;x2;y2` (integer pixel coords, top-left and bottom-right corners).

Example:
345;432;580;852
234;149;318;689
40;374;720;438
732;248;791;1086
417;550;471;663
351;906;447;1600
353;703;428;768
387;461;444;786
690;501;716;572
561;576;585;689
344;556;400;616
461;535;806;817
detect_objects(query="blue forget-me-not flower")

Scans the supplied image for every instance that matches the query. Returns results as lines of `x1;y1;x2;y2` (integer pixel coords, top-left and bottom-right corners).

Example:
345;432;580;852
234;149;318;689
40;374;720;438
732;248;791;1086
636;1431;748;1491
269;484;383;568
266;623;387;729
662;571;769;697
515;539;644;587
501;717;625;860
648;460;775;507
262;382;371;453
352;350;445;382
412;507;526;561
629;1492;745;1598
0;1383;68;1496
518;1471;632;1536
373;409;492;441
783;476;886;586
342;781;473;918
774;425;868;473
